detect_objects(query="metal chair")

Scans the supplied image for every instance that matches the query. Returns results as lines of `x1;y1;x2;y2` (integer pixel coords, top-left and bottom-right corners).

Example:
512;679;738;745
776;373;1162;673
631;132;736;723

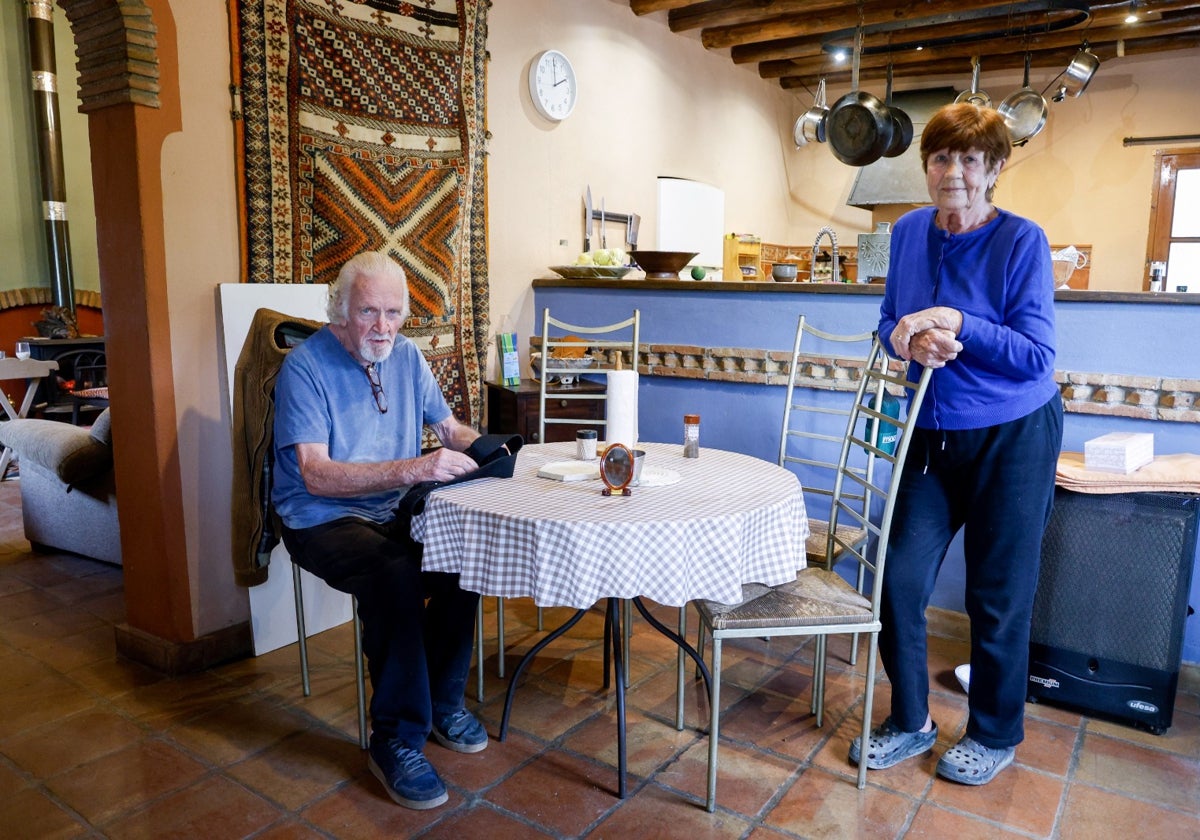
292;562;369;749
779;315;876;666
694;336;932;808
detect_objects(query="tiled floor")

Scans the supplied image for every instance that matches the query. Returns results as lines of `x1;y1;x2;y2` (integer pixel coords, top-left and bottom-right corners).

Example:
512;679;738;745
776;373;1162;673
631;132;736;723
1;478;1198;839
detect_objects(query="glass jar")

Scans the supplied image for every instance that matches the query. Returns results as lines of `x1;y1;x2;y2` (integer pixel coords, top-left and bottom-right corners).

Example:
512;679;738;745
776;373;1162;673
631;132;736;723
683;414;700;458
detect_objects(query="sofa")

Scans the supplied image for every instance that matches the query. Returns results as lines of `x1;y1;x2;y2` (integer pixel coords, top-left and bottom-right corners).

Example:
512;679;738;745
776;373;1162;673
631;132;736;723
0;409;121;565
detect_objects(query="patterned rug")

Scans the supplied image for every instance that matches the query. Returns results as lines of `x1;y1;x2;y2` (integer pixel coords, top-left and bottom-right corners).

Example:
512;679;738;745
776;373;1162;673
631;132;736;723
233;0;490;432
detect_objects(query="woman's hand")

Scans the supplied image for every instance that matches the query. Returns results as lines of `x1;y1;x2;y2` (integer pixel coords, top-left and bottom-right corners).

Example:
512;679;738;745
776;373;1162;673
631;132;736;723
891;306;964;364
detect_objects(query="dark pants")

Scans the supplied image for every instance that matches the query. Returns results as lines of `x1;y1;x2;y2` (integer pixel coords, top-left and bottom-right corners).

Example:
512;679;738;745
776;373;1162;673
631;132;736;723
879;396;1063;748
282;516;479;750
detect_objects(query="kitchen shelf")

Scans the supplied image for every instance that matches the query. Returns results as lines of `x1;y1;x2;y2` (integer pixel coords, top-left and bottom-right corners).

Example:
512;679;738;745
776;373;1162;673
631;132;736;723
723;236;762;281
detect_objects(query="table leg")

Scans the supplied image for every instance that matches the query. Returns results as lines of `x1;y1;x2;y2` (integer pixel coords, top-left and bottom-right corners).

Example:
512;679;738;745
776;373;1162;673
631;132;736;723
631;597;712;697
498;607;588;741
0;376;44;481
606;597;628;798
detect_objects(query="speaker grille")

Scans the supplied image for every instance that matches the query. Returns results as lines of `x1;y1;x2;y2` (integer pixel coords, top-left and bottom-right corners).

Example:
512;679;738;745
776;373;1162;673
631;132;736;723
1033;491;1198;671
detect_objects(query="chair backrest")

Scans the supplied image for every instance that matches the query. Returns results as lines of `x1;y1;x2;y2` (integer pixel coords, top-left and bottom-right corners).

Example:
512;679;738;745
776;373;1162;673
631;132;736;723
779;315;876;530
827;337;933;614
538;307;640;445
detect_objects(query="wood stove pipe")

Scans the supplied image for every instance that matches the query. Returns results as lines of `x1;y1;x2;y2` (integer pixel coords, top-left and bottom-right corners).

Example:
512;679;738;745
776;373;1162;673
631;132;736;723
24;0;75;315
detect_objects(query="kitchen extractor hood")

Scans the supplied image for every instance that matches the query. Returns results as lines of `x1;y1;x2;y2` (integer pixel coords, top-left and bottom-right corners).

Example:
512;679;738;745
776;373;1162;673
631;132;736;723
846;87;956;209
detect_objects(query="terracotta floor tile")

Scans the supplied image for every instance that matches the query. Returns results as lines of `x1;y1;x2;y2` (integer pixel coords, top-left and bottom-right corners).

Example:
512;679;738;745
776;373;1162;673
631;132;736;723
906;801;1031;838
1;706;148;780
42;565;123;606
0;760;30;799
301;766;458;838
0;785;88;840
227;728;363;811
60;653;165;699
485;749;624;836
763;765;917;838
927;764;1064;837
434;727;541;792
106;670;251;729
589;781;751;838
45;739;209;825
1074;731;1200;815
1086;702;1200;760
653;738;800;819
480;676;607;743
246;819;331;840
627;662;719;731
416;803;556;839
560;706;697;779
1060;782;1200;840
715;688;830;762
102;774;281;840
26;623;116;673
1014;715;1077;777
0;665;97;740
164;696;314;767
0;587;73;624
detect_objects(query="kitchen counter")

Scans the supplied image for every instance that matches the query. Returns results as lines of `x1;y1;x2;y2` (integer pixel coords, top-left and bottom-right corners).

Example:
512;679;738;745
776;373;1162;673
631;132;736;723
533;276;1200;304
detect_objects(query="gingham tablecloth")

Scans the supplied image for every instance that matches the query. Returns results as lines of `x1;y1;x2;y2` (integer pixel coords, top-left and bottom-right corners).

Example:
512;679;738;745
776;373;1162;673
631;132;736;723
414;442;809;609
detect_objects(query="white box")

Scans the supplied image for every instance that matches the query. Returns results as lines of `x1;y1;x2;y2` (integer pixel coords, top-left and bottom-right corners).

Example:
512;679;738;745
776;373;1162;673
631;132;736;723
1083;432;1155;474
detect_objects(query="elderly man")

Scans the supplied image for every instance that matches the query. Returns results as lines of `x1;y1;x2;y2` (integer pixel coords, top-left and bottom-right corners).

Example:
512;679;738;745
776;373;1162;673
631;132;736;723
272;251;485;810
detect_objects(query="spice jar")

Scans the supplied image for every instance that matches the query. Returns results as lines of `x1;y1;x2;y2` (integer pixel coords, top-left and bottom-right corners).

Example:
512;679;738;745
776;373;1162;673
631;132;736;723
683;414;700;458
576;428;598;460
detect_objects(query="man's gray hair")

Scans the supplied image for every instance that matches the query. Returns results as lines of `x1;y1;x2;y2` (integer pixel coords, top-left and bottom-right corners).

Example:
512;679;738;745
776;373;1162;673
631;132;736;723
327;251;410;325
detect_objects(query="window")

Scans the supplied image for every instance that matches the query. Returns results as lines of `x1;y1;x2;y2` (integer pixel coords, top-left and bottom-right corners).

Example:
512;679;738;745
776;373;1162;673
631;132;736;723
1145;148;1200;292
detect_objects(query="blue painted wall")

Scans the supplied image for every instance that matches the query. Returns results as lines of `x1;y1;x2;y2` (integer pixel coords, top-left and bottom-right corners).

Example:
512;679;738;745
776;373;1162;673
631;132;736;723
535;284;1200;665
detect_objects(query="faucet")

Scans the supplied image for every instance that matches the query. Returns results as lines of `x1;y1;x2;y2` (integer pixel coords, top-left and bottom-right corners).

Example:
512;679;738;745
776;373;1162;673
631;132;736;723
812;226;840;283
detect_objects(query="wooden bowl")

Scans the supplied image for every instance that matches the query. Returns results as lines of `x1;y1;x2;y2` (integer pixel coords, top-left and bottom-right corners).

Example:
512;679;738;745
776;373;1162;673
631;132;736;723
631;250;699;279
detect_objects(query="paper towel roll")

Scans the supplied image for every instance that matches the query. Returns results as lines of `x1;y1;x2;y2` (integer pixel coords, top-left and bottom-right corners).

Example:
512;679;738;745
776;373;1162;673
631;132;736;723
606;370;639;449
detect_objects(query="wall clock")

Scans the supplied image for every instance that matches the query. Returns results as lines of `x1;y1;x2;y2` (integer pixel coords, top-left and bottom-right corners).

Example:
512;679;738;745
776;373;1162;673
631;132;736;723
528;49;578;122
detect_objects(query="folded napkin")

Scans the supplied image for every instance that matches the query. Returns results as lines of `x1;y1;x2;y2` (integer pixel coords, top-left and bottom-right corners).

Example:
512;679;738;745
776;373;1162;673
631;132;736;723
1056;451;1200;495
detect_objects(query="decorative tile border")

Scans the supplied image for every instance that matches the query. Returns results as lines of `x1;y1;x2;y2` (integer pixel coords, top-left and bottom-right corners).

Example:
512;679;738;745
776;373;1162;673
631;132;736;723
532;337;1200;424
0;287;102;310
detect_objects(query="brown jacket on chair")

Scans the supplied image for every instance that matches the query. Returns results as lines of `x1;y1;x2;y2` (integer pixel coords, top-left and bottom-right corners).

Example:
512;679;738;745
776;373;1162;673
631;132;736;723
231;307;323;586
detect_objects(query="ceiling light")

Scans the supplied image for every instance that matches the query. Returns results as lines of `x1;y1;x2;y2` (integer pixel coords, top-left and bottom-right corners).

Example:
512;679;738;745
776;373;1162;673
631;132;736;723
833;50;847;63
1125;1;1139;23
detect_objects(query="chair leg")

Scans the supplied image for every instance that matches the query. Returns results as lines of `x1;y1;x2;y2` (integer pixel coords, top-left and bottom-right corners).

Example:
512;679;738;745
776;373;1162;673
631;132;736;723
705;634;723;813
675;605;687;730
352;598;368;749
475;599;485;703
496;597;506;678
291;563;311;697
536;605;544;631
858;633;880;790
813;635;827;727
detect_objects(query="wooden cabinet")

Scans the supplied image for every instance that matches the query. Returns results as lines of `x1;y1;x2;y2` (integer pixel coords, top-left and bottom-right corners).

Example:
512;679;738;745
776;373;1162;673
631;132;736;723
486;378;606;443
723;235;762;281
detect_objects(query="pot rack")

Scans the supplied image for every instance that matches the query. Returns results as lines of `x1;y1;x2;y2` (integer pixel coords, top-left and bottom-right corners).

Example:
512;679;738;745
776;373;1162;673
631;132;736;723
820;0;1092;57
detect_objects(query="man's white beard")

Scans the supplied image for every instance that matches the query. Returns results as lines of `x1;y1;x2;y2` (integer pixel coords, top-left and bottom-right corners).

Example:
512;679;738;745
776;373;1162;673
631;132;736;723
359;334;395;364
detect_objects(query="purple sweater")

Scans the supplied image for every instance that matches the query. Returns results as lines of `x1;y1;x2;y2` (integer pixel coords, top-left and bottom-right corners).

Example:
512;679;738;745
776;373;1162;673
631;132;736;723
878;206;1059;431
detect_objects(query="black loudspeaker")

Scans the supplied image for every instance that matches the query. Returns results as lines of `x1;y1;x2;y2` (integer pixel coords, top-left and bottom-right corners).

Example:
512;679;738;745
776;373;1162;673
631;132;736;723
1028;488;1199;734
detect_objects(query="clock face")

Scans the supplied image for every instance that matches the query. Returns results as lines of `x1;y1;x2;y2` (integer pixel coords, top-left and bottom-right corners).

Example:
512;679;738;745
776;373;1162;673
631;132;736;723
529;50;577;122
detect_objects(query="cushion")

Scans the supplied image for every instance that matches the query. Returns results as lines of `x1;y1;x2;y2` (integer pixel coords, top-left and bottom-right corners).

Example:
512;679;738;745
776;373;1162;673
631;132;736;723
0;417;113;485
89;408;113;446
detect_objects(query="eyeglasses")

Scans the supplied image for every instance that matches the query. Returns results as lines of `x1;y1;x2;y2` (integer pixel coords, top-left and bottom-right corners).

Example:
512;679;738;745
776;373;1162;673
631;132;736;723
364;363;388;414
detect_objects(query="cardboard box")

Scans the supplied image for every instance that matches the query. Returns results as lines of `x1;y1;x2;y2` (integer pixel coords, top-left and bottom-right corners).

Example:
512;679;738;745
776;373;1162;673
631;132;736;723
1083;432;1154;474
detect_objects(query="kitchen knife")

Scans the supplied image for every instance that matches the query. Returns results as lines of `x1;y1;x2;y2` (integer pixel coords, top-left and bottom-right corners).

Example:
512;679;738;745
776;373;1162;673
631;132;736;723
584;186;593;252
626;213;640;251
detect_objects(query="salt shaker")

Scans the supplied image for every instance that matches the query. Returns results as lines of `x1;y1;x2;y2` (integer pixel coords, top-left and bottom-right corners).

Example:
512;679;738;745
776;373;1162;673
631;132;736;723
576;428;598;460
683;414;700;458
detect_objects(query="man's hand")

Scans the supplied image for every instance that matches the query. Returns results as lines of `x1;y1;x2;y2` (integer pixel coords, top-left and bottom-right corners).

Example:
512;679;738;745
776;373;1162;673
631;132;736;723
908;327;961;368
421;447;479;482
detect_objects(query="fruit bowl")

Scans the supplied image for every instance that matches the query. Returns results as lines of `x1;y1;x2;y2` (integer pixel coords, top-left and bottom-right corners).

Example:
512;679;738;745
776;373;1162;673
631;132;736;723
630;250;699;279
550;265;632;280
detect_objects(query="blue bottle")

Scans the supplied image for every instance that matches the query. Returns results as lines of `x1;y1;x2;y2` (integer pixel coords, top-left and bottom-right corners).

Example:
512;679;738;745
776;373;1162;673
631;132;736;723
864;391;902;456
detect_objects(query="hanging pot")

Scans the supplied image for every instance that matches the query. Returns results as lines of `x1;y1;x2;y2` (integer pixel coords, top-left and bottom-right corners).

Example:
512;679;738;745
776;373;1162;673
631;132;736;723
954;57;991;108
998;53;1048;147
1060;45;1099;98
793;78;828;147
826;33;893;167
881;63;913;158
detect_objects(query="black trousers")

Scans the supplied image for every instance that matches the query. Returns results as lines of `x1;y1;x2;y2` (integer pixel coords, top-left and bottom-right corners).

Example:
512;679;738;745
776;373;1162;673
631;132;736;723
878;396;1063;748
282;516;479;750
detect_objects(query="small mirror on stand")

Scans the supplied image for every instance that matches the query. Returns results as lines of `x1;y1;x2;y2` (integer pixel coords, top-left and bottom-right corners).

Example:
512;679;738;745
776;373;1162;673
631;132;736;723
599;443;634;496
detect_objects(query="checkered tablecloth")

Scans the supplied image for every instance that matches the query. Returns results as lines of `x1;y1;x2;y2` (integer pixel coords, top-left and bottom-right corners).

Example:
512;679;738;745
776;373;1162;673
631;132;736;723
414;442;809;608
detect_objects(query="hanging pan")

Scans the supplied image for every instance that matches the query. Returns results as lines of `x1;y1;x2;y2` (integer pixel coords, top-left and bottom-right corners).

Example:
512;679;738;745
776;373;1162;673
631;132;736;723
826;31;893;167
882;63;913;158
998;53;1048;147
1053;44;1100;101
793;78;828;147
954;56;991;108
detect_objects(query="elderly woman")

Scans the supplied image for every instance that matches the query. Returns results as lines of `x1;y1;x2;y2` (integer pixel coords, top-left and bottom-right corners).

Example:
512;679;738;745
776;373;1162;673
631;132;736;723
849;103;1063;785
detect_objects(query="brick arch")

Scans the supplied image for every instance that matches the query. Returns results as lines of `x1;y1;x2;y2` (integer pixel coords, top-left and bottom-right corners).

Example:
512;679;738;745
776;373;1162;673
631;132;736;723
57;0;160;111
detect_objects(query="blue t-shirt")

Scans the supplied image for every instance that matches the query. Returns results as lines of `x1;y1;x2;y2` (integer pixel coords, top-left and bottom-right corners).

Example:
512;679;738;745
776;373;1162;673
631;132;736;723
272;327;452;529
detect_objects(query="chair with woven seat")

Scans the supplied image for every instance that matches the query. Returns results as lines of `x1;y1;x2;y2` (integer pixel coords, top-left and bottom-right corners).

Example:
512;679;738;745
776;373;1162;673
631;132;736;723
778;316;876;666
694;336;932;809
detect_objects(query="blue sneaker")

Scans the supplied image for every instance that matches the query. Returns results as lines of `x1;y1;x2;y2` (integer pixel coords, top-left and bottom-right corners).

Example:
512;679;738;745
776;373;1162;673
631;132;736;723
431;709;489;754
367;738;448;810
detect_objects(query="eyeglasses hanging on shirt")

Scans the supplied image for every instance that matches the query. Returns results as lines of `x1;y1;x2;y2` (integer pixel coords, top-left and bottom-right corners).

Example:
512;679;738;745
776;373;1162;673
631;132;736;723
364;363;388;414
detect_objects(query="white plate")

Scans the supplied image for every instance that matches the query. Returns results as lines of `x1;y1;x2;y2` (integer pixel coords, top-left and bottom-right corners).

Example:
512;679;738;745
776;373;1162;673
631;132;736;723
954;663;971;694
635;466;681;487
537;460;600;481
